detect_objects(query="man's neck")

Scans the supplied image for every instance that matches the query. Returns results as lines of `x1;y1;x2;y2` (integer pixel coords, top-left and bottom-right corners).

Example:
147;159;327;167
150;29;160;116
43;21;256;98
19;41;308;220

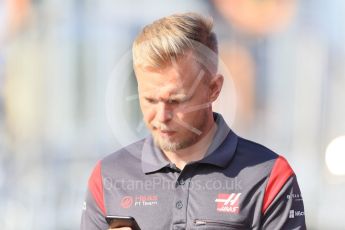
162;121;218;170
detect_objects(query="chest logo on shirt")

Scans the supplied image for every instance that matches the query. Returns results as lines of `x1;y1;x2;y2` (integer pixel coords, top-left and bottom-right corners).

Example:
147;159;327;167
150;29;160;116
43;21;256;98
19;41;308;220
215;193;241;213
121;195;159;208
121;196;134;209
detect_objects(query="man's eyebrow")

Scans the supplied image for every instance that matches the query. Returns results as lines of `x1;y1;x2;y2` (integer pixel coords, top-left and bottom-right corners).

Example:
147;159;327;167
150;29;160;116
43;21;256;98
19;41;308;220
168;94;189;101
142;93;189;101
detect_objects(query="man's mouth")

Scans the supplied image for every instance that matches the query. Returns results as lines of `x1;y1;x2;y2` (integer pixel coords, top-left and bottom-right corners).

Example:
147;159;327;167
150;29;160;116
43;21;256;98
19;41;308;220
157;129;176;137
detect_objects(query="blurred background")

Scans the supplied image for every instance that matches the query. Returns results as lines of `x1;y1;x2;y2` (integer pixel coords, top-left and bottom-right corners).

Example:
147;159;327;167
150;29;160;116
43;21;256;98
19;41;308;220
1;0;345;229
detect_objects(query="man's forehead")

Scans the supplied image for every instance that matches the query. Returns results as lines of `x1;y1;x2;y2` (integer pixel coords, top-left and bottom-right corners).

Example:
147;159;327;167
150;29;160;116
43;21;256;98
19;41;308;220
137;69;190;92
135;53;207;97
137;67;204;87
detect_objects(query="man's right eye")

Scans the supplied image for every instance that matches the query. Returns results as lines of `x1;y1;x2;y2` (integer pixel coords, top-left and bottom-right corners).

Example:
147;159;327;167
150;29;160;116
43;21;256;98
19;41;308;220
145;98;157;103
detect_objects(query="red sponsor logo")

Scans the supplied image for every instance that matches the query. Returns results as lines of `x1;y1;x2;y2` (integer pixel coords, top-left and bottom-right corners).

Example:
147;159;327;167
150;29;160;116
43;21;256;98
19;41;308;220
121;195;159;208
135;195;158;202
215;193;241;213
134;195;159;207
120;196;133;209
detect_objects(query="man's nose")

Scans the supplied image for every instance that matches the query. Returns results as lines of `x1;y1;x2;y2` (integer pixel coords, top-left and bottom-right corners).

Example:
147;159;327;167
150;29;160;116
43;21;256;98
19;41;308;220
156;102;173;122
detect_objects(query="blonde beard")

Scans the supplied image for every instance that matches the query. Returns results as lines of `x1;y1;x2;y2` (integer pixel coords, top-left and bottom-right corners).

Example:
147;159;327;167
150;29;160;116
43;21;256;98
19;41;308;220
153;134;198;152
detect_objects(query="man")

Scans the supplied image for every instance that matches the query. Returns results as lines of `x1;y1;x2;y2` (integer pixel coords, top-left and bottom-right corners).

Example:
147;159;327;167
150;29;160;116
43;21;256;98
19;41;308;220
81;13;306;230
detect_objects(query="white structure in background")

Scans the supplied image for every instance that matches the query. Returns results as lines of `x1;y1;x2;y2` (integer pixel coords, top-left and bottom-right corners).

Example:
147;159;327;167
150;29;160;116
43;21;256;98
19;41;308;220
325;136;345;175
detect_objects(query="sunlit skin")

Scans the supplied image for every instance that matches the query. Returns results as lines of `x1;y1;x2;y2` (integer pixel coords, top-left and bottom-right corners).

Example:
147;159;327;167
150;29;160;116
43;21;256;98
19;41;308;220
134;51;224;170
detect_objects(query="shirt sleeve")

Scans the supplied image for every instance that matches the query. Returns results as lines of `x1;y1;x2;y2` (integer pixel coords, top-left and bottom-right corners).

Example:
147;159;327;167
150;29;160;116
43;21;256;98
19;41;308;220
80;161;109;230
261;156;306;230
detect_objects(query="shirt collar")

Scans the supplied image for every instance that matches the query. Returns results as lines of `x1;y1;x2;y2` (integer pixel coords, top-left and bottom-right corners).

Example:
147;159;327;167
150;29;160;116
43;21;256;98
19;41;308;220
141;136;171;174
141;113;238;174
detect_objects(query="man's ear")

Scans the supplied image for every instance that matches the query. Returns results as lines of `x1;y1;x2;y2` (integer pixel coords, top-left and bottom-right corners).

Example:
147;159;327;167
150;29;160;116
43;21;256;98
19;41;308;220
209;74;224;103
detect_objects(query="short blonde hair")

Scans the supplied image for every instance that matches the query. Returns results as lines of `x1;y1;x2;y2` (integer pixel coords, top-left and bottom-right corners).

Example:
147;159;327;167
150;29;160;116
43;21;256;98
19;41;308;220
132;12;218;74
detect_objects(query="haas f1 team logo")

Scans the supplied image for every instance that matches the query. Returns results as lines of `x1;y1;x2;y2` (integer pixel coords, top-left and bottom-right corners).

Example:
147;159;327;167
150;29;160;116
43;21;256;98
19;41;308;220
215;193;241;213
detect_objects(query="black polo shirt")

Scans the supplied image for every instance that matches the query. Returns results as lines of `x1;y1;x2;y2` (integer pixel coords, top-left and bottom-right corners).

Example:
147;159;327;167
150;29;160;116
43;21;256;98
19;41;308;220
81;113;306;230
